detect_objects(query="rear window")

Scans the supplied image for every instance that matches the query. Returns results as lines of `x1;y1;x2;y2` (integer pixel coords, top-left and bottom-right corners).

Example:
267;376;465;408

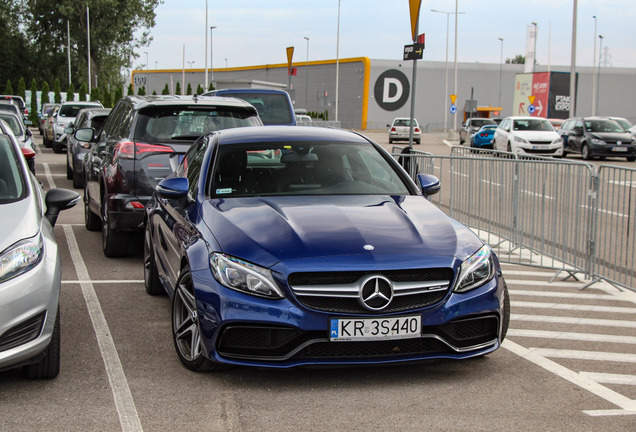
513;119;554;131
0;114;23;135
135;106;261;143
216;92;293;125
471;119;496;127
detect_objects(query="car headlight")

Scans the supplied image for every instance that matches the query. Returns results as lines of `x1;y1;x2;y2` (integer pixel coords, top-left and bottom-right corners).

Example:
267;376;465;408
210;253;284;299
453;246;496;293
553;137;563;145
591;138;606;145
0;234;44;284
513;135;528;144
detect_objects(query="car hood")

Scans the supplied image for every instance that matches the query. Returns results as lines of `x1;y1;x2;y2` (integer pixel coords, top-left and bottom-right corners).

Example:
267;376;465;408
513;130;559;140
0;197;41;253
201;195;482;268
589;132;633;142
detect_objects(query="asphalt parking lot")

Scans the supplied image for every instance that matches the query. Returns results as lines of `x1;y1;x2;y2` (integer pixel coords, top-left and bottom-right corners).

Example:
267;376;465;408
1;130;635;431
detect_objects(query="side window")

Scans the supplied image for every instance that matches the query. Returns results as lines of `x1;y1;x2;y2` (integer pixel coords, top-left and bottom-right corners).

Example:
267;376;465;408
102;102;125;139
117;104;135;138
177;136;210;198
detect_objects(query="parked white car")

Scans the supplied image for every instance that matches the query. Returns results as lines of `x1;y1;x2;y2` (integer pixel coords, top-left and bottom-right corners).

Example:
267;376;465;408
387;117;421;144
493;116;562;157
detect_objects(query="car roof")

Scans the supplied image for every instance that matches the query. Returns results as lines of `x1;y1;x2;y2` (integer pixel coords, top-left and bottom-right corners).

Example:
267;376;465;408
77;107;112;118
125;94;258;111
214;125;372;146
203;88;290;95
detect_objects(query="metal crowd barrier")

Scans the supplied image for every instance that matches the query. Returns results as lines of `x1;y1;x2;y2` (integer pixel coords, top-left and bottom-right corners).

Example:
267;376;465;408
392;147;636;292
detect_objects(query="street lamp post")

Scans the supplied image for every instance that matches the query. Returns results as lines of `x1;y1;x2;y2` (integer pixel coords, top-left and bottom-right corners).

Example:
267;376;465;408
498;37;504;109
210;26;217;88
205;0;208;89
304;36;310;108
187;60;195;69
597;34;604;115
592;16;598;116
431;8;465;134
531;22;538;72
144;51;149;71
452;0;460;134
335;0;341;123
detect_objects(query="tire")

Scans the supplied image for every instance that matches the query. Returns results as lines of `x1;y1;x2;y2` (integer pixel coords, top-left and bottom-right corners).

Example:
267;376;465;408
84;186;101;231
144;224;164;296
52;142;62;154
66;156;73;180
506;141;512;153
582;143;592;160
415;139;420;145
627;156;635;162
101;194;128;257
500;280;510;342
72;170;84;189
43;135;51;148
23;308;61;379
172;267;225;372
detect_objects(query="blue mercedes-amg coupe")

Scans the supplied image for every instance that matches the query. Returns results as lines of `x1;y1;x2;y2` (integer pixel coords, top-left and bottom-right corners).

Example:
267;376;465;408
144;126;509;371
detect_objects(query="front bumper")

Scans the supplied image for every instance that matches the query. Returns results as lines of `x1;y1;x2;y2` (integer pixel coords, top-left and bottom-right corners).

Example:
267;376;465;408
192;269;505;368
516;142;563;156
589;144;636;158
0;237;61;372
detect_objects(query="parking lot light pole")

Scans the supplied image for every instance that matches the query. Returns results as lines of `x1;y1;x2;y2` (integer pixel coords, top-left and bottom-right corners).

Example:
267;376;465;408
592;16;598;116
498;37;504;108
304;36;310;109
531;22;538;72
597;34;604;115
210;26;217;87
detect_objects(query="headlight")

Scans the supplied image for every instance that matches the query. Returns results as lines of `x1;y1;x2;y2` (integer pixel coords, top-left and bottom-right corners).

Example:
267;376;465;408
591;138;606;145
553;137;563;145
0;234;44;283
210;253;284;299
513;135;528;144
453;246;496;293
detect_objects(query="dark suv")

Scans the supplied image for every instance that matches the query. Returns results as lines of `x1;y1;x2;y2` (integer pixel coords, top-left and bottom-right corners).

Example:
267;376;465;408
558;117;636;161
80;95;262;257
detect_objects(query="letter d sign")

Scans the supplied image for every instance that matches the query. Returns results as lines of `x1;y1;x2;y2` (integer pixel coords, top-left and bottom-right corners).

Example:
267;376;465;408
374;69;410;111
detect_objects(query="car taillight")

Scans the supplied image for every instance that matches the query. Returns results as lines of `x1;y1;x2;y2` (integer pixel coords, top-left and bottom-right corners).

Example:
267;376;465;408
114;141;175;159
21;148;36;160
391;127;397;132
414;128;420;133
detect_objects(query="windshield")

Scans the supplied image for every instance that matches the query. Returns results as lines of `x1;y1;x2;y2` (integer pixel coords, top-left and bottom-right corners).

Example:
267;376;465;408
585;120;625;133
393;119;418;127
217;92;293;125
0;135;26;202
513;119;554;132
136;106;260;142
210;141;411;198
59;104;101;117
0;114;24;135
471;119;495;127
610;118;632;131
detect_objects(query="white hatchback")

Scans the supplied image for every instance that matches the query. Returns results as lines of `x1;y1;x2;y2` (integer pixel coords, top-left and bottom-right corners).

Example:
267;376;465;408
387;118;421;144
493;116;562;157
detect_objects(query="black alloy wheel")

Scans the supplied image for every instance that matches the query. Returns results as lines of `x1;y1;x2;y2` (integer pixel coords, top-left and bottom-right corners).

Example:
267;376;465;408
84;186;101;231
101;194;128;257
582;143;592;160
172;267;224;372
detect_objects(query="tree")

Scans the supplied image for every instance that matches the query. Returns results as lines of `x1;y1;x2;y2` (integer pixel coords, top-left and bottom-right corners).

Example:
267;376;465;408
90;87;101;102
5;79;13;94
41;81;50;107
208;82;215;91
186;83;192;95
175;82;181;95
78;83;87;101
196;84;203;95
162;84;169;95
137;86;146;96
114;86;123;105
29;78;38;124
506;55;526;65
67;82;75;102
20;1;161;92
53;78;62;103
102;88;112;107
17;77;26;101
128;83;134;95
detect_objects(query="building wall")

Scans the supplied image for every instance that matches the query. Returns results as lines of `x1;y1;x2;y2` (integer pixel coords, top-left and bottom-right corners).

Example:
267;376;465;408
131;58;636;131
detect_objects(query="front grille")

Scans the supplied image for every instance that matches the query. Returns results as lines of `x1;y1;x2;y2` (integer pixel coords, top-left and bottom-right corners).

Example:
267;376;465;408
215;315;499;362
524;148;557;154
288;268;454;314
0;312;46;352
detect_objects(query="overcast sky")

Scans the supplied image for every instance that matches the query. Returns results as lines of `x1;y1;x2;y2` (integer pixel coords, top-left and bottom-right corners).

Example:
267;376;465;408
136;0;635;72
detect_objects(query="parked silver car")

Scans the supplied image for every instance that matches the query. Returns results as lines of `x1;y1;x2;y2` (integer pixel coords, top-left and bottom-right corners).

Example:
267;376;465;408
51;101;103;153
0;134;79;378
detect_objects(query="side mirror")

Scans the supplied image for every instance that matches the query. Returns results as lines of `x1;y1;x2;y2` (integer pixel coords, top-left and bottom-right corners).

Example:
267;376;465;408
25;128;33;137
75;127;96;142
156;177;189;200
24;119;33;126
64;126;74;134
417;174;441;197
44;188;81;227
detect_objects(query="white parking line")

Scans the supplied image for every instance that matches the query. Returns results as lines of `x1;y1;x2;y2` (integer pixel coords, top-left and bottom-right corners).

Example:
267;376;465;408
510;289;625;302
42;163;56;189
512;301;636;314
579;372;636;386
503;339;636;415
507;329;636;344
511;314;636;329
529;348;636;364
62;225;143;432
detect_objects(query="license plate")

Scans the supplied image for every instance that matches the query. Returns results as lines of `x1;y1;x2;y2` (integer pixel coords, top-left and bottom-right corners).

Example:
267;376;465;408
612;147;628;152
330;315;421;341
